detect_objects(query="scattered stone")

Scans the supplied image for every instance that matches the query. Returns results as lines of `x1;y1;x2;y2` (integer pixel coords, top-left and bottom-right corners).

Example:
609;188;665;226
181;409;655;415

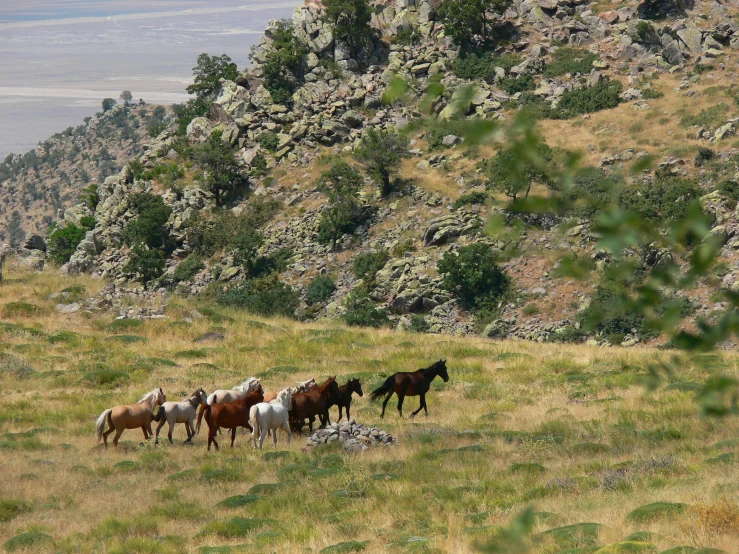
306;419;396;451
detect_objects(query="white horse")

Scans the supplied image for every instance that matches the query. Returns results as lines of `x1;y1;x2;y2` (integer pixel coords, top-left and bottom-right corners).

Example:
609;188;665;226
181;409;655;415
207;377;262;405
249;388;292;450
155;388;207;445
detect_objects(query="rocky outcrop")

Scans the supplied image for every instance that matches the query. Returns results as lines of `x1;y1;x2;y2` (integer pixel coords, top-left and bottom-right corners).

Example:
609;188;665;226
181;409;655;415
306;419;396;451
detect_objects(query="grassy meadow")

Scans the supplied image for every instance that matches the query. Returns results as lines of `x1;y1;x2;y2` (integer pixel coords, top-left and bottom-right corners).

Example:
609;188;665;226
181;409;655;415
0;264;739;553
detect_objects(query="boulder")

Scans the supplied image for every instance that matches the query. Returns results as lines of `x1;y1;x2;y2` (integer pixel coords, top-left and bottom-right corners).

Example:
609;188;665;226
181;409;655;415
24;234;46;252
422;213;480;246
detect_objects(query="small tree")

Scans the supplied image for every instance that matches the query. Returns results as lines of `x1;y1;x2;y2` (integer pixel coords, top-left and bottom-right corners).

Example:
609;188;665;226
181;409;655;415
316;161;363;251
123;192;172;250
119;90;133;107
124;243;166;285
101;98;116;112
230;229;264;272
438;243;510;311
479;144;553;203
186;53;239;100
354;129;409;197
48;223;86;265
344;286;389;328
306;275;336;305
438;0;512;48
192;130;241;206
322;0;372;55
257;20;306;105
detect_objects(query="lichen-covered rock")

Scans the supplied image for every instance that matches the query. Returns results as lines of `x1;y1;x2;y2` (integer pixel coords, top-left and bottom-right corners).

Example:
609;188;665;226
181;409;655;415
422;212;480;246
306;419;396;451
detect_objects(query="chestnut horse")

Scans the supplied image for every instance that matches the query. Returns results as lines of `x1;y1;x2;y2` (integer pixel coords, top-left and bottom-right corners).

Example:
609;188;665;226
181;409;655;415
196;389;264;451
289;376;340;433
96;388;167;448
327;378;364;423
369;360;449;418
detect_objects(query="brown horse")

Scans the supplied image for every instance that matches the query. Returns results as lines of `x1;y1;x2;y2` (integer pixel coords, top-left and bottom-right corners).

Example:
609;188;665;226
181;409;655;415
96;388;167;448
196;389;264;451
327;378;364;423
289;376;340;433
369;360;449;418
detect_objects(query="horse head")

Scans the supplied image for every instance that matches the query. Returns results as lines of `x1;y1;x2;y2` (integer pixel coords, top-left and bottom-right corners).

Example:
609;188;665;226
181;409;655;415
297;378;316;392
277;387;292;407
328;376;340;399
350;378;364;397
435;359;449;382
194;388;208;405
242;377;262;395
157;388;167;405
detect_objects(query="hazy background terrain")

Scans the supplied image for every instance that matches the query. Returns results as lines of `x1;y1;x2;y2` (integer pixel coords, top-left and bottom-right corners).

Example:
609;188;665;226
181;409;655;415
0;0;298;158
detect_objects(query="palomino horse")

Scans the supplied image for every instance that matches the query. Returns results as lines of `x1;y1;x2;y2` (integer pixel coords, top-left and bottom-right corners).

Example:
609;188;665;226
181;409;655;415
249;388;292;450
206;377;261;405
155;388;207;445
327;378;364;423
289;376;340;433
263;378;315;403
96;388;167;448
196;389;264;451
370;360;449;418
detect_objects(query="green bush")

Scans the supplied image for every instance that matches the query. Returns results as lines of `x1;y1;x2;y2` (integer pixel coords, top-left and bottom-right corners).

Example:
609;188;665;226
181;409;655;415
316;161;365;250
124;244;166;285
718;179;739;209
353;250;390;283
186;53;238;100
354;128;410;197
553;78;623;118
498;74;535;95
258;20;306;105
438;244;510;312
619;175;701;222
321;0;372;55
635;21;656;42
409;315;430;333
0;498;31;522
453;191;488;209
437;0;513;48
173;97;210;136
344;287;389;328
217;276;299;318
426;120;469;149
641;87;664;99
47;223;86;265
257;131;280;152
306;275;336;305
543;47;599;78
680;104;727;129
123;192;172;250
567;166;619;217
694;147;716;167
392;28;420;46
479;143;553;202
172;255;204;282
191;130;241;206
453;52;522;84
3;532;53;553
626;502;686;523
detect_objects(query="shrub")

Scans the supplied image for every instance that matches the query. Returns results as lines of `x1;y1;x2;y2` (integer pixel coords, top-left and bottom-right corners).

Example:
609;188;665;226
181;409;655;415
680;104;727;129
453;52;522;84
392;28;420;46
123;192;172;250
79;183;100;211
354;129;410;197
635;21;656;42
438;243;510;312
217;276;299;318
0;498;31;522
48;223;86;265
321;0;372;55
695;147;716;167
191;130;242;206
391;238;415;257
641;87;664;99
498;74;535;95
344;287;389;328
437;0;513;48
626;502;686;523
306;275;336;305
186;53;238;100
409;315;430;333
172;255;204;283
124;244;166;285
543;47;599;78
316;161;365;250
688;497;739;536
257;131;280;152
453;191;488;209
3;302;38;317
553;78;623;118
567;166;619;217
230;229;264;271
173;97;210;136
718;180;739;209
353;250;390;283
3;532;53;553
479;143;553;202
619;175;701;222
258;20;306;104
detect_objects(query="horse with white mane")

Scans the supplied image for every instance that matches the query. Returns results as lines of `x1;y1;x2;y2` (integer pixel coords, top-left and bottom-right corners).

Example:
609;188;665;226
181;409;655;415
263;378;315;403
207;377;262;405
96;388;167;448
155;388;207;445
249;388;292;450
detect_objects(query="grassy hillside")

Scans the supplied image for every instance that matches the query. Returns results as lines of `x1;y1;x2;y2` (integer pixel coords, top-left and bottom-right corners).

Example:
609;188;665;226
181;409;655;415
0;264;738;553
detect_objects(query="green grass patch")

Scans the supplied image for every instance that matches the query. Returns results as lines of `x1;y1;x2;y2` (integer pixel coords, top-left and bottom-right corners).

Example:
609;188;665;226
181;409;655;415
217;495;260;508
595;542;657;554
3;532;53;552
104;335;147;344
108;319;144;332
3;302;39;317
200;517;275;538
538;522;602;549
81;370;130;387
0;498;32;522
626;502;686;523
320;540;370;553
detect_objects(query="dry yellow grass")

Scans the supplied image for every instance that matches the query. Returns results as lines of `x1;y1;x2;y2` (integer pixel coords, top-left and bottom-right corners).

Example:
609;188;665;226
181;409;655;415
0;263;738;553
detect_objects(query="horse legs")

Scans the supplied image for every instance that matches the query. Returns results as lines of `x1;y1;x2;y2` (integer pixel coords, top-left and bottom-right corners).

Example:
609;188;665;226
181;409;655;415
346;402;351;421
112;428;124;448
283;420;291;446
167;420;175;444
308;416;315;433
337;406;344;422
208;431;219;451
102;423;115;448
142;426;149;440
410;393;426;418
184;420;194;444
380;391;394;418
155;417;166;445
230;427;237;448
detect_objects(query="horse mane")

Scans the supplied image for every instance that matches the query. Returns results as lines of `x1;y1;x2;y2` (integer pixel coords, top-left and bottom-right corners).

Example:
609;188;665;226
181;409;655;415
137;388;161;404
275;387;291;402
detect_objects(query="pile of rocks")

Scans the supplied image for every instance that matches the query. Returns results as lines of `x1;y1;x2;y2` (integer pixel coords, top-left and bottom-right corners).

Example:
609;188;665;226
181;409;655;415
306;419;396;452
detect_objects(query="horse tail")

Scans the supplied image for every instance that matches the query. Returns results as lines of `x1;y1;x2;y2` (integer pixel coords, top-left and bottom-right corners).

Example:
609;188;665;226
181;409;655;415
96;409;112;442
196;404;208;435
249;405;259;437
369;376;395;401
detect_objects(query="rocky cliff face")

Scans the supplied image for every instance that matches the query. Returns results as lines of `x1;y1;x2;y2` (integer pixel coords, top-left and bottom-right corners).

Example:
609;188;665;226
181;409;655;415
20;0;739;344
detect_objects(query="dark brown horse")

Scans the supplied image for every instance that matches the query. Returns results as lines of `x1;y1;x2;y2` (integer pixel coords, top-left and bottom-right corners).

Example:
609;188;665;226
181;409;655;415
327;378;364;423
289;376;340;433
370;360;449;418
195;389;264;451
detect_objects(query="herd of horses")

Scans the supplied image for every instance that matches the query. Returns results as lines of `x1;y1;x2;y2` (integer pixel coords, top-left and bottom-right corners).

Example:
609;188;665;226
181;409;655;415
94;360;449;450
